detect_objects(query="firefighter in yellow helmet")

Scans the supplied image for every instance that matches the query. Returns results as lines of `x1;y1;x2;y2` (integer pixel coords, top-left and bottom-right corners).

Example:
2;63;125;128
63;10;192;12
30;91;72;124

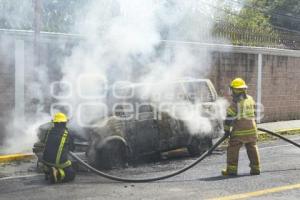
222;78;261;176
42;112;76;183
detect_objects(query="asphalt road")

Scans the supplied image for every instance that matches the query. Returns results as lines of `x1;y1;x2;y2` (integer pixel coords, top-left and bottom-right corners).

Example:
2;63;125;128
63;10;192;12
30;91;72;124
1;137;300;200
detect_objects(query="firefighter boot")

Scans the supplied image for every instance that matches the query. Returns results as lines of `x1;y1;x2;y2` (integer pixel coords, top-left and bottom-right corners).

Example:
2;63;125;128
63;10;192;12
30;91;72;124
222;165;237;176
250;165;260;175
49;167;59;184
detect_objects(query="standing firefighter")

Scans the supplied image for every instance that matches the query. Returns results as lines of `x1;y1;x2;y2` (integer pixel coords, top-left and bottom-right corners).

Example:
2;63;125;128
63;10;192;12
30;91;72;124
222;78;261;176
42;112;76;183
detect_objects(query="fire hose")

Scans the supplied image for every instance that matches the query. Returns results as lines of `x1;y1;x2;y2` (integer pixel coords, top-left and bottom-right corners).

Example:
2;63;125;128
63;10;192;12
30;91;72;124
69;128;300;183
257;128;300;148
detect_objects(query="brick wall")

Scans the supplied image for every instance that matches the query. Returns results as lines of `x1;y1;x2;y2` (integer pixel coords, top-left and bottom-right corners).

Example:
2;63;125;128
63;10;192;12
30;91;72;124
210;52;257;98
261;55;300;122
210;52;300;123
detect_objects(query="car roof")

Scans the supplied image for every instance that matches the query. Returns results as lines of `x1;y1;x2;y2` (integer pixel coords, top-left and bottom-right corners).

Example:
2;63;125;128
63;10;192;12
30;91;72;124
114;78;212;90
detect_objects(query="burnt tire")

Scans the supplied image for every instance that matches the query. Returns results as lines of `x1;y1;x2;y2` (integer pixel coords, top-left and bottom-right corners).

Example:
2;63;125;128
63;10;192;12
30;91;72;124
187;137;213;157
95;141;127;170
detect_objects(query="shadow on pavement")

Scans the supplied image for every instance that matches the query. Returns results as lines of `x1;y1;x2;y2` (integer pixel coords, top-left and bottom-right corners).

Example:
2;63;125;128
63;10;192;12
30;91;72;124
200;168;300;182
199;174;251;181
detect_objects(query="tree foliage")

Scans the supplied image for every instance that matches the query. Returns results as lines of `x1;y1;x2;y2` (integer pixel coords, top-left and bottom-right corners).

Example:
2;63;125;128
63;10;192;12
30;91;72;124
263;0;300;31
222;0;300;32
225;1;273;32
213;0;276;46
214;0;300;48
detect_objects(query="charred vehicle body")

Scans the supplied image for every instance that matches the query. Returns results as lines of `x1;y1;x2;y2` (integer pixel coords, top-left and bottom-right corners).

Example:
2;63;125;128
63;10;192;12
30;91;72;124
33;79;224;169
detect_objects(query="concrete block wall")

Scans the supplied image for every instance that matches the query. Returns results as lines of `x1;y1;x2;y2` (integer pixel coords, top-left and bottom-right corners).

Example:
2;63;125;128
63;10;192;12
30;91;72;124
261;55;300;122
210;52;257;99
210;52;300;123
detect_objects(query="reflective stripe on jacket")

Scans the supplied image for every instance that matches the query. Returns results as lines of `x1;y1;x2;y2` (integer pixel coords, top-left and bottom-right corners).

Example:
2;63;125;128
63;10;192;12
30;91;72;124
225;95;257;137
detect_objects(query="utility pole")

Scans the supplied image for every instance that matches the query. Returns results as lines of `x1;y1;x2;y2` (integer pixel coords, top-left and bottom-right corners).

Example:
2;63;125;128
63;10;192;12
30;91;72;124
33;0;42;67
256;53;263;124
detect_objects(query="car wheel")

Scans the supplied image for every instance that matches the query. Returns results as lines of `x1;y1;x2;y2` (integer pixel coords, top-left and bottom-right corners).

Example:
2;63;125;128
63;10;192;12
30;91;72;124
187;137;213;157
95;141;128;170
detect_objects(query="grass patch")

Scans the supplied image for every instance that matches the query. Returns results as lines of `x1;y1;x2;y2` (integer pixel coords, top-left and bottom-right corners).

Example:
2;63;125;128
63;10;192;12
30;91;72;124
257;131;275;142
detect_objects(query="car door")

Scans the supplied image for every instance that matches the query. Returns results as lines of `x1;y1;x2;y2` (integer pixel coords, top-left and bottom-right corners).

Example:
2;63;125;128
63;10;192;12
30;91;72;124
134;102;160;156
114;85;160;157
158;83;190;150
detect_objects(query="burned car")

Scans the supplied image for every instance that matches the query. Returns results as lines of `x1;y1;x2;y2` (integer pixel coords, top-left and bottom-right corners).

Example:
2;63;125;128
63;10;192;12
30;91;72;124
85;79;224;169
33;79;224;170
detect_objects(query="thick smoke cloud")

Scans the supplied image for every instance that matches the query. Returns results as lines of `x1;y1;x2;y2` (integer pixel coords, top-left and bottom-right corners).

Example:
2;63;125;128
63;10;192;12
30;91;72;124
60;0;226;133
0;0;33;30
2;0;229;153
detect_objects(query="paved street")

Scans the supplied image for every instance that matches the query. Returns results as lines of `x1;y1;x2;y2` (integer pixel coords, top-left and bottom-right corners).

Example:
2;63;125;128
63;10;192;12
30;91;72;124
1;0;300;199
1;135;300;200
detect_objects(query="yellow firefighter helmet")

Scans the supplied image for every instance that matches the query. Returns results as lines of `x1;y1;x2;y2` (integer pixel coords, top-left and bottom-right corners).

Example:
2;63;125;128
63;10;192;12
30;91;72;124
230;78;248;89
53;112;68;123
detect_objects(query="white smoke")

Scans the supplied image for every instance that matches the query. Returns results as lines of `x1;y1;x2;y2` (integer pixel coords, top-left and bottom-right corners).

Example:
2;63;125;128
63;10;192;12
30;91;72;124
0;0;33;30
0;0;51;153
60;0;221;126
3;115;49;154
2;0;231;153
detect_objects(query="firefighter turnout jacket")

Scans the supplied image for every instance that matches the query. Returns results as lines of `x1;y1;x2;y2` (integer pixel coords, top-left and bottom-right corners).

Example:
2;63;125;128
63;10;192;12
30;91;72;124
42;124;72;168
224;94;257;137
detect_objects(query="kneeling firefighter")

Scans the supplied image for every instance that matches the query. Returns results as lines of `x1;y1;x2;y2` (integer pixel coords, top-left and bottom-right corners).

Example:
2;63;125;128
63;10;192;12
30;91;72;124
42;112;76;183
222;78;261;176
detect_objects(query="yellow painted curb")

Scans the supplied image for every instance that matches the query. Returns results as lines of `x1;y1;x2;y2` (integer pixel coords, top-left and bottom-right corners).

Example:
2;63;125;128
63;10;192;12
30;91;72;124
0;153;35;163
276;128;300;133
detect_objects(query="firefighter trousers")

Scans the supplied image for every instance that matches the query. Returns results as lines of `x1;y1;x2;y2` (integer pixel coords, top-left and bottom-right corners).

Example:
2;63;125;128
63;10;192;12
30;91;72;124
227;135;260;171
61;166;76;183
44;165;76;183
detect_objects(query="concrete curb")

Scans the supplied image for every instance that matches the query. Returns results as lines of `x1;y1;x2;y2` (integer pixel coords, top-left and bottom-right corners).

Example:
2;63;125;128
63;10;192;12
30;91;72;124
0;153;35;163
276;128;300;133
258;128;300;135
